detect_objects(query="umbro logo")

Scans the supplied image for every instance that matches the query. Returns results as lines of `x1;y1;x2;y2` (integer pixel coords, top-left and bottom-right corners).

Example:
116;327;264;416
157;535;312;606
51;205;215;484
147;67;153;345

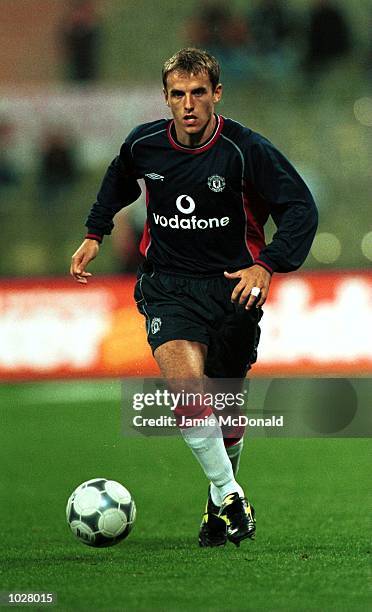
145;173;164;181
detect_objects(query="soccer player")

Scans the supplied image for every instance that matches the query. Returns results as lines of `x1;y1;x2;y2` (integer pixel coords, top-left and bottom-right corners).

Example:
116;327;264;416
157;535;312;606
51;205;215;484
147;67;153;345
70;48;318;547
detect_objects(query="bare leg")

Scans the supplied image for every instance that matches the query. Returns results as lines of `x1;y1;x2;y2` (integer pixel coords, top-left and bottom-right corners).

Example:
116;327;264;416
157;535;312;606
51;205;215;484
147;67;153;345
154;339;210;420
154;339;243;505
154;339;207;380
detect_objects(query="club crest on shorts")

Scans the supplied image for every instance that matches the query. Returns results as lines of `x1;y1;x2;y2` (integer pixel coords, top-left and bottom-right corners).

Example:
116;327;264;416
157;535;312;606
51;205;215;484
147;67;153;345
208;175;226;192
150;317;162;335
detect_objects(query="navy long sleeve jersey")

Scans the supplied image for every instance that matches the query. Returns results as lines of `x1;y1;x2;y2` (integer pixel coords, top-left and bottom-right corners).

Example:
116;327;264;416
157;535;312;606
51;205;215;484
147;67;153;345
86;115;318;275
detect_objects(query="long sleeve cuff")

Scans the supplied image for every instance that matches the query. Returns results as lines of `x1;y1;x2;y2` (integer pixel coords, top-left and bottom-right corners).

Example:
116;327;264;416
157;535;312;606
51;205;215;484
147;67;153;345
85;231;103;243
254;258;275;275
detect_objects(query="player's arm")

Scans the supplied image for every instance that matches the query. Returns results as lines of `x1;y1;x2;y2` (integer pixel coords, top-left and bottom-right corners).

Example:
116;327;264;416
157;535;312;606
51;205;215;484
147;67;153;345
226;134;318;308
247;135;318;275
70;143;141;284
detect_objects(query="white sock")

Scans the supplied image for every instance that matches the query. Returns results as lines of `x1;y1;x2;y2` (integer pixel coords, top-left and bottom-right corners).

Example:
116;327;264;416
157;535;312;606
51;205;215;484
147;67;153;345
227;438;244;476
210;481;244;507
211;438;245;505
180;413;243;506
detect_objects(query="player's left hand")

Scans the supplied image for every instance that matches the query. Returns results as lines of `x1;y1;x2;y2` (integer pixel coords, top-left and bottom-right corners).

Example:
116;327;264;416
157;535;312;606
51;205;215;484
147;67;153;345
224;265;272;309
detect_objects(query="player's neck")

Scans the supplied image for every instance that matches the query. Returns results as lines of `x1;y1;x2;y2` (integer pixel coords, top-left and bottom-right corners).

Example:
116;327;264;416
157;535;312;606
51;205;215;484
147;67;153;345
174;114;217;148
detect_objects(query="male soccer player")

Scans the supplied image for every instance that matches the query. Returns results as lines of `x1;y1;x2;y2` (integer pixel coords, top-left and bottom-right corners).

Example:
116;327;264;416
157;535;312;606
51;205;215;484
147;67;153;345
71;48;318;547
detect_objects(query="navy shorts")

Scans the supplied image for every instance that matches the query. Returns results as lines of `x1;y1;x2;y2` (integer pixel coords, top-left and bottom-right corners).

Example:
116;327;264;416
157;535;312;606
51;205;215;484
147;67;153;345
134;261;262;378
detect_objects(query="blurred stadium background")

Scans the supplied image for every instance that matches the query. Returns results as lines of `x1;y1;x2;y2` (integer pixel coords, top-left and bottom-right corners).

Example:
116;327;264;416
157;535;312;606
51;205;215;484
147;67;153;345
0;2;371;610
0;0;371;380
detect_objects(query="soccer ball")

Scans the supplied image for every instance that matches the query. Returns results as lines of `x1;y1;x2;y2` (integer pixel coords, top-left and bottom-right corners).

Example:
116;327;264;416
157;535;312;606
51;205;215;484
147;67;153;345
66;478;136;547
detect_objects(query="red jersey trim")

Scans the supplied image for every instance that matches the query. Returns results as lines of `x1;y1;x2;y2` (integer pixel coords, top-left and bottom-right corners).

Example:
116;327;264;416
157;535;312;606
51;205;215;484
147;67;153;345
241;184;266;262
254;259;274;274
139;187;152;257
167;115;224;154
85;233;103;243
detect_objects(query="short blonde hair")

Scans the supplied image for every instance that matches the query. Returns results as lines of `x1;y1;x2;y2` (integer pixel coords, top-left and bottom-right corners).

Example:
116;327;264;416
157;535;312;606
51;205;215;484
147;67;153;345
162;48;221;91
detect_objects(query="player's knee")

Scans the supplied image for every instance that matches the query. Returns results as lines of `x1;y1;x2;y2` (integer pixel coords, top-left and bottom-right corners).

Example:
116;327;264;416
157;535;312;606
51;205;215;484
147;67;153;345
173;398;213;427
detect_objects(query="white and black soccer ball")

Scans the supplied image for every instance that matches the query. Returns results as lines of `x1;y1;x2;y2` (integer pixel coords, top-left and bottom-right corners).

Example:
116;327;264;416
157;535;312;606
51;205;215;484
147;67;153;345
66;478;136;547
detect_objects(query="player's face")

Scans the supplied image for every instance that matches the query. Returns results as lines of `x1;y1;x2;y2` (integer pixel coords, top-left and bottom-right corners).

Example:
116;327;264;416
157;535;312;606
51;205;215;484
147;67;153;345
164;71;222;146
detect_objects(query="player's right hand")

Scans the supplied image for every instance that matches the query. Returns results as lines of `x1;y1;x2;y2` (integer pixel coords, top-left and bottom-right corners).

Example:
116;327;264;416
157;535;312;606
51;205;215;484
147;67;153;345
70;239;100;284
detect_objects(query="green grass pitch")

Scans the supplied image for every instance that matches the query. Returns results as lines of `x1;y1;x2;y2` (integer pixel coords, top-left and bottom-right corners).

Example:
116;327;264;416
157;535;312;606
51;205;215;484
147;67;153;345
0;381;370;611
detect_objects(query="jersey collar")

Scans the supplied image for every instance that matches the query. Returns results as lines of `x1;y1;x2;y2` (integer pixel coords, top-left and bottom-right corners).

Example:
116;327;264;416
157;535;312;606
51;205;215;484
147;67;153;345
167;115;224;154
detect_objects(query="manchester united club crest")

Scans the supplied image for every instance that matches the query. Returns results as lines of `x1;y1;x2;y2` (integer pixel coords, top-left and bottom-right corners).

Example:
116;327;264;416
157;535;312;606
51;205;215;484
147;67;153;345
208;175;226;193
150;317;162;335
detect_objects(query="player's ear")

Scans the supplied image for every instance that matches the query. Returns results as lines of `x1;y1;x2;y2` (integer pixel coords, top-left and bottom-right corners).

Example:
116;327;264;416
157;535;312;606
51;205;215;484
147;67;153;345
163;88;170;106
213;84;223;104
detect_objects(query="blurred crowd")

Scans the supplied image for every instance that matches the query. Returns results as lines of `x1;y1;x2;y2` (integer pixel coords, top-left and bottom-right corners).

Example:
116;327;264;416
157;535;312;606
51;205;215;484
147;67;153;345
184;0;353;83
56;0;358;87
59;0;101;82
